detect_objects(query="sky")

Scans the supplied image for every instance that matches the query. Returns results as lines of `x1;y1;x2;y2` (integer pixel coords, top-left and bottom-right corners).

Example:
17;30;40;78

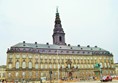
0;0;118;65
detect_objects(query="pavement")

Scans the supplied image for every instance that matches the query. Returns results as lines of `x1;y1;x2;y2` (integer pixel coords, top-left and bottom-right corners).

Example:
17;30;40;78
63;80;118;83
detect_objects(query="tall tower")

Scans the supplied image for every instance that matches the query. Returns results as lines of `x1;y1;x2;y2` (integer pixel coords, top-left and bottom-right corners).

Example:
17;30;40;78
52;8;66;45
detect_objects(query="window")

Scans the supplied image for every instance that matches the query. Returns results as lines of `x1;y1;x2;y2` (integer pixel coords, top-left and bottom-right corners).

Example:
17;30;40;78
8;64;12;69
9;55;12;58
15;72;18;77
84;65;86;68
81;65;83;68
8;73;11;77
50;64;52;68
29;55;32;59
104;63;107;68
88;65;90;68
36;72;38;77
16;55;20;59
100;63;103;68
41;73;43;77
54;64;56;69
35;64;39;69
112;65;114;68
1;73;3;77
29;72;32;77
70;57;71;59
40;56;42;59
62;65;64;68
16;61;19;69
68;64;70;68
22;61;26;69
22;55;26;58
41;64;43;69
45;56;47;59
45;64;47;69
58;64;60;68
74;65;76;68
92;65;94;68
35;55;38;59
22;72;25;78
29;62;32;69
3;73;5;77
108;63;110;68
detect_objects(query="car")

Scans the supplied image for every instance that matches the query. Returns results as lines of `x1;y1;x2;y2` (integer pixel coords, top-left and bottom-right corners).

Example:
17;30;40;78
101;75;112;82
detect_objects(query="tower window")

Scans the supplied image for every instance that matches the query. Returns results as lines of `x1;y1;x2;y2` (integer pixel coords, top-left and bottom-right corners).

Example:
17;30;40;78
59;36;62;42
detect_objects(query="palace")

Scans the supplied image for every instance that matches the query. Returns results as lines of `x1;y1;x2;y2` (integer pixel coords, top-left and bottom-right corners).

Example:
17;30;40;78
0;65;6;82
6;8;115;82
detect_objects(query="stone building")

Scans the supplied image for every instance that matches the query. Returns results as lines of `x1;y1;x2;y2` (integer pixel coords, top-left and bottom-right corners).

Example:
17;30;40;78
6;8;115;82
0;65;6;82
115;63;118;76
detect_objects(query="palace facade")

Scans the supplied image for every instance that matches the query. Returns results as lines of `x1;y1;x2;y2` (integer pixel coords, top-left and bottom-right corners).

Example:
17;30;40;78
0;65;6;82
6;8;115;82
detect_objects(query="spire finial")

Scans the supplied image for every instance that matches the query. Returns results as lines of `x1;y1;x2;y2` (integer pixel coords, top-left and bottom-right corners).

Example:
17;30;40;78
56;6;58;13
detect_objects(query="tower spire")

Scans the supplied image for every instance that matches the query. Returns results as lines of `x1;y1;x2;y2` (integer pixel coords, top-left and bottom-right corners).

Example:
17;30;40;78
56;6;58;13
52;7;66;45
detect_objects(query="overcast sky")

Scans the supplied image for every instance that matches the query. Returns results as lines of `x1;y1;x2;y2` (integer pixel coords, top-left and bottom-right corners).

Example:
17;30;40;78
0;0;118;65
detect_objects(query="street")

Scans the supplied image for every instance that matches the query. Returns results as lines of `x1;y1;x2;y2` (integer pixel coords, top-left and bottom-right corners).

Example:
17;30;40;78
63;80;118;83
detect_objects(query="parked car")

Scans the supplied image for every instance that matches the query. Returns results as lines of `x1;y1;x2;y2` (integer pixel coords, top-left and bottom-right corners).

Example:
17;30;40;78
101;75;112;82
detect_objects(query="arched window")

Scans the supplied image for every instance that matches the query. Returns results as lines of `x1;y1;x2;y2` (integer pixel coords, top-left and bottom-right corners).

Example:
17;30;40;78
29;62;32;69
59;36;62;42
22;61;26;69
16;61;19;69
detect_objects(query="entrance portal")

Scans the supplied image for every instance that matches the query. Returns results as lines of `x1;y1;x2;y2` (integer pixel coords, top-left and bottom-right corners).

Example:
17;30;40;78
68;72;72;77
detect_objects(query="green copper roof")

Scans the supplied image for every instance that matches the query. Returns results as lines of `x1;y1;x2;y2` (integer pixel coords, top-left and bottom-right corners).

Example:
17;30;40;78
11;42;107;51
